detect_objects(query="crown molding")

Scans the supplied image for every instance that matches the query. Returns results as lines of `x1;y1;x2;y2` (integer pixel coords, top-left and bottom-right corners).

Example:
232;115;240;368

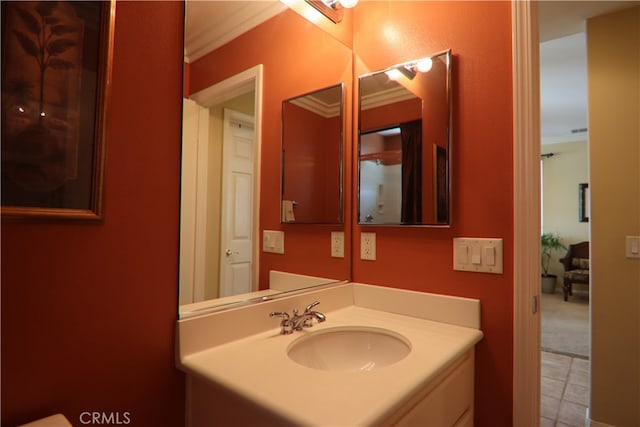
185;2;286;63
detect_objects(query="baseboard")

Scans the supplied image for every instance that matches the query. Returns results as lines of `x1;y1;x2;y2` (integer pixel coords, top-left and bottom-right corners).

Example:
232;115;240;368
587;408;617;427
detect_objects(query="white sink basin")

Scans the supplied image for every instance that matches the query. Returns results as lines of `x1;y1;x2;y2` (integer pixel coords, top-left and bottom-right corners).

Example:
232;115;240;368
286;326;411;372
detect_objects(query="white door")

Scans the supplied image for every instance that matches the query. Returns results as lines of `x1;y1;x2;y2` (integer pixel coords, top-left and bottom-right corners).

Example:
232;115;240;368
219;109;255;297
179;98;208;304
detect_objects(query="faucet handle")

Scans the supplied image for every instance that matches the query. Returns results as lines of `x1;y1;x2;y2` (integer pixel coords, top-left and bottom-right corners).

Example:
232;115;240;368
270;311;293;335
304;301;320;313
269;311;290;321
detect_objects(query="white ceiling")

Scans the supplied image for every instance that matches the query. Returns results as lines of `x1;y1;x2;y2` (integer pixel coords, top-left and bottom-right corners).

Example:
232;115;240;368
184;1;638;143
538;1;638;144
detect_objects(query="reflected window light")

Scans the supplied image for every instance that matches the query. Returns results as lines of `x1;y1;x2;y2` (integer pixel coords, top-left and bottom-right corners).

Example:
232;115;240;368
40;111;46;117
17;106;25;113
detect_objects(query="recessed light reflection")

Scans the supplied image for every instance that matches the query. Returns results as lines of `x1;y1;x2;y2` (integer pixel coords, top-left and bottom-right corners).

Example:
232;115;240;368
384;69;403;81
416;57;433;72
382;24;399;44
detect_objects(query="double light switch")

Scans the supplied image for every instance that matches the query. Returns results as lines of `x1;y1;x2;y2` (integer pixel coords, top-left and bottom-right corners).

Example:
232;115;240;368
453;238;503;274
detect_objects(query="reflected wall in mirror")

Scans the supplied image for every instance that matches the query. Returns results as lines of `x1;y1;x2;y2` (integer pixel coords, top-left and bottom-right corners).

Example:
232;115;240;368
180;2;352;317
282;84;344;224
358;50;452;226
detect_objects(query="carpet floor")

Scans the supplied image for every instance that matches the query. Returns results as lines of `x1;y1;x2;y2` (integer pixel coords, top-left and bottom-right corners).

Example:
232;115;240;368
541;287;590;359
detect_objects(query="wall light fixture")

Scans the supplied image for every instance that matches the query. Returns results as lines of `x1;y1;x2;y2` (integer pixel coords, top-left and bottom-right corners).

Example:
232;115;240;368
304;0;358;23
384;57;434;81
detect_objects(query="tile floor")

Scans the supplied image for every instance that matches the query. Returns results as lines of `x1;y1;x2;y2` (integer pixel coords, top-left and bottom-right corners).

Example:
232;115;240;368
541;351;590;427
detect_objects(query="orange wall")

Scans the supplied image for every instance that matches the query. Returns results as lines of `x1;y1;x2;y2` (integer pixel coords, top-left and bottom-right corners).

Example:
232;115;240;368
282;103;341;223
189;9;353;285
360;97;422;132
1;2;185;426
353;2;514;426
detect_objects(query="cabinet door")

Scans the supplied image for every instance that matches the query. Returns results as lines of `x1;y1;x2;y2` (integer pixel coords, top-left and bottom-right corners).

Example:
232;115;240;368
394;352;474;427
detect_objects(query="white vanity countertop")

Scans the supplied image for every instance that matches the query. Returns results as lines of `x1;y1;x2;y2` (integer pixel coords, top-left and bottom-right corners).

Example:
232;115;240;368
179;304;483;426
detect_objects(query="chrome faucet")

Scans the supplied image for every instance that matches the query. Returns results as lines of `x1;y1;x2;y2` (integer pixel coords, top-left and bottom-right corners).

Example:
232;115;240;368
270;301;326;335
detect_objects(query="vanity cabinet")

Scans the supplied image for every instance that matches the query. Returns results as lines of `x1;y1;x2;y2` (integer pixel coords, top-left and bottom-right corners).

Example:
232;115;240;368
185;350;475;427
389;350;474;427
177;283;483;427
186;375;290;427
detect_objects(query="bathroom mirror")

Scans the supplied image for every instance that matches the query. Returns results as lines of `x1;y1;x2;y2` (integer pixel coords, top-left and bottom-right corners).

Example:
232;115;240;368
282;83;344;224
179;1;352;317
358;50;452;226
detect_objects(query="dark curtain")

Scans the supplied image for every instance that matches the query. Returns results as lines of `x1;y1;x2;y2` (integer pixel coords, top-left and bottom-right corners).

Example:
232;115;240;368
400;120;422;223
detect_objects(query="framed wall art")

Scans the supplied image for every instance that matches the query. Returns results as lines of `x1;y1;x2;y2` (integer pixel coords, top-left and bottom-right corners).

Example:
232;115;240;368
1;1;115;222
579;182;589;223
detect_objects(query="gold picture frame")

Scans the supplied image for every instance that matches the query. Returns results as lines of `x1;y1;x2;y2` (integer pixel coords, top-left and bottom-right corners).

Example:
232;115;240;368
1;1;115;222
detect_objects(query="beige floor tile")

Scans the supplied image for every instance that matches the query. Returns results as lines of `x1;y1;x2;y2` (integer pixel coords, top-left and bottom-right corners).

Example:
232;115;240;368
567;368;589;388
558;400;588;427
543;358;571;381
542;394;561;420
542;376;566;399
542;351;573;365
540;416;555;427
570;358;590;375
563;383;589;406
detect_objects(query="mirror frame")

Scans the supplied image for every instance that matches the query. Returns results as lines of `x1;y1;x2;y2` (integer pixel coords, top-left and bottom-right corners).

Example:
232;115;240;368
357;49;452;227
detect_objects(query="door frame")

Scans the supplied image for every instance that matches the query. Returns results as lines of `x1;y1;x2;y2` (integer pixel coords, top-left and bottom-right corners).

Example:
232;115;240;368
188;64;263;298
512;1;542;424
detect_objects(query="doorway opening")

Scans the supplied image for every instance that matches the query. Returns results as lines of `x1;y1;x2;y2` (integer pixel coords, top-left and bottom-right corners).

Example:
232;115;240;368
179;65;263;305
538;4;600;425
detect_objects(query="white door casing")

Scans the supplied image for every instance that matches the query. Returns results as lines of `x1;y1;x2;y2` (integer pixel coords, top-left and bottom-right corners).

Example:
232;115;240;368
512;1;542;425
179;98;209;304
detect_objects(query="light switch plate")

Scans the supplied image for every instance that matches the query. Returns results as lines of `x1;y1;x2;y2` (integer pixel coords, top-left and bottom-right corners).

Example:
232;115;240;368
453;237;503;274
626;236;640;259
263;230;284;254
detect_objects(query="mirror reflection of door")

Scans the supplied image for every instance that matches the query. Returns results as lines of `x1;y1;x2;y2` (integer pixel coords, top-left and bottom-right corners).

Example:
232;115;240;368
179;66;260;308
219;109;255;297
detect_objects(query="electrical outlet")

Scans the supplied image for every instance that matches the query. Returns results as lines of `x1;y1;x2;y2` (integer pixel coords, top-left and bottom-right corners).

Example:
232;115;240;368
331;231;344;258
361;232;376;260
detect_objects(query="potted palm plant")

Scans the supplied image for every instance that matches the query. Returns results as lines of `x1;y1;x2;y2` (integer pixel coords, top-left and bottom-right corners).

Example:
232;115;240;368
541;233;567;293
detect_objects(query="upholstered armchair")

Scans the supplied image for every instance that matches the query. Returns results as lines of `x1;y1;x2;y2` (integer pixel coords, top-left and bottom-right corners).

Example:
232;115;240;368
559;241;590;302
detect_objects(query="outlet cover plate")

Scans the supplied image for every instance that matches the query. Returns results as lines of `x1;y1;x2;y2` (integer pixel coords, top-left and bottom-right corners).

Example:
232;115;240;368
331;231;344;258
361;232;376;260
